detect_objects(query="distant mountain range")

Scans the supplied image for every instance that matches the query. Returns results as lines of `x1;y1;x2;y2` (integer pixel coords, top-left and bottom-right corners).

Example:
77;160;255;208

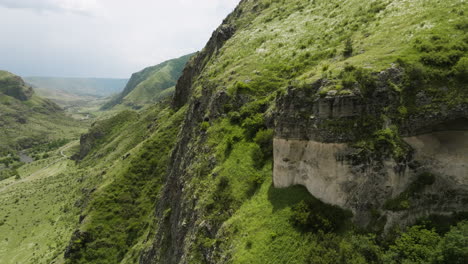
25;76;128;107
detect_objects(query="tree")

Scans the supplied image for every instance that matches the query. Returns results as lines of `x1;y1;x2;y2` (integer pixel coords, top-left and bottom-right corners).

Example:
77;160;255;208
384;226;440;263
434;221;468;264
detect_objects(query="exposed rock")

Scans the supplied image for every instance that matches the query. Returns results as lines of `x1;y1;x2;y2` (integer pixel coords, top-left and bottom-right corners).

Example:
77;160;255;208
273;68;468;228
273;131;468;227
72;130;104;161
172;25;236;109
0;73;34;101
64;230;92;260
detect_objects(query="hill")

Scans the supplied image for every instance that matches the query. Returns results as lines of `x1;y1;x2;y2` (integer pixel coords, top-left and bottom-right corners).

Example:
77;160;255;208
0;71;85;177
59;0;467;263
1;0;467;263
101;53;194;110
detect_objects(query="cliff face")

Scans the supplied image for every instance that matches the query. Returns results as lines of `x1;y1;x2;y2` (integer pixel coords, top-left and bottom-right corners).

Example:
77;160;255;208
0;71;34;101
273;70;468;227
140;11;241;264
138;0;467;263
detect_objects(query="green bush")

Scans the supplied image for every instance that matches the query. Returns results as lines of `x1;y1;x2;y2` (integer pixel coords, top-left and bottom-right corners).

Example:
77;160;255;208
420;51;463;68
253;129;274;158
434;221;468;264
453;57;468;81
232;81;253;95
290;199;352;233
383;226;440;263
242;113;265;139
251;144;265;169
337;65;376;96
200;121;210;131
343;38;353;57
228;111;241;124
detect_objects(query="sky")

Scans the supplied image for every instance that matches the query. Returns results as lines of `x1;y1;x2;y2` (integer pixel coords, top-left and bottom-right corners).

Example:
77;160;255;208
0;0;240;78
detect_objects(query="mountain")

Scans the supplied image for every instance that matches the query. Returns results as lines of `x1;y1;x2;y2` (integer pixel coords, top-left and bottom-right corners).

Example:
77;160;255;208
59;0;467;263
101;53;194;110
0;70;86;184
1;0;467;263
25;77;128;108
0;71;83;153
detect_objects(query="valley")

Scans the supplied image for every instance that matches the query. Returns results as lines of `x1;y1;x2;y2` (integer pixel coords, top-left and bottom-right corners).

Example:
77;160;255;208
0;0;467;263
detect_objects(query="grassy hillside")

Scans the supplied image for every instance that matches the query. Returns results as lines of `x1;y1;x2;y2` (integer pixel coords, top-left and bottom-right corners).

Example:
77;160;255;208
149;0;467;263
0;141;87;264
0;96;185;263
0;70;86;181
3;0;467;263
102;53;194;110
0;71;85;153
58;0;468;263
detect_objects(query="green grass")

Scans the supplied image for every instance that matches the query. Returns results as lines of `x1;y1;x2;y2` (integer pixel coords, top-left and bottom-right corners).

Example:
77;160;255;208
102;53;193;110
0;71;86;155
64;102;186;264
2;1;467;263
163;0;467;263
195;0;466;96
0;141;95;264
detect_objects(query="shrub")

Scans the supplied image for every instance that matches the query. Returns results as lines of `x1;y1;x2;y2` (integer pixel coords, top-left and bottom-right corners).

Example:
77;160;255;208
242;114;265;139
250;145;265;170
233;81;253;94
228;111;241;124
384;172;436;211
337;65;376;96
383;226;440;263
290;199;352;233
253;129;274;158
343;38;353;57
434;221;468;264
420;51;463;68
200;121;210;131
453;57;468;81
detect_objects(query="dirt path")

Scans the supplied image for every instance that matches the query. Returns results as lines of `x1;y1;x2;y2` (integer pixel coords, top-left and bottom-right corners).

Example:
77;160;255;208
0;142;76;194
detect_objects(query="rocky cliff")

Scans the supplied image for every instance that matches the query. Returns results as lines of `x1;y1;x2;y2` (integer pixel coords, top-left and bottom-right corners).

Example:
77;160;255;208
0;70;34;101
138;0;467;263
273;68;468;227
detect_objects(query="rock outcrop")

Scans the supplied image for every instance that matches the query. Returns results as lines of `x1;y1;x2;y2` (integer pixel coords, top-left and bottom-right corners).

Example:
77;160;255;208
273;68;468;228
0;71;34;101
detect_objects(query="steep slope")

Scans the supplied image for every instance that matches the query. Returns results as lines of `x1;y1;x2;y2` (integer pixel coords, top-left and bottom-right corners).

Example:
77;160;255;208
140;0;467;263
0;142;87;264
61;0;467;264
102;54;194;110
63;101;186;264
0;71;84;155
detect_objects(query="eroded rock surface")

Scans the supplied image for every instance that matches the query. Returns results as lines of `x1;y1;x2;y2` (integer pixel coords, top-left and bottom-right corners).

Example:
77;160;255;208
273;76;468;228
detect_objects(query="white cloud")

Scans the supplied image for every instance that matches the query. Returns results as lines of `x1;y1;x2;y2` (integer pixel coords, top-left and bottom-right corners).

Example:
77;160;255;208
0;0;101;15
0;0;241;78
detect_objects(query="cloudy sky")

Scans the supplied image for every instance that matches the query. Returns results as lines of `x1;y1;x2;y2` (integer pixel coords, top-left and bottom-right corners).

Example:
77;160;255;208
0;0;240;78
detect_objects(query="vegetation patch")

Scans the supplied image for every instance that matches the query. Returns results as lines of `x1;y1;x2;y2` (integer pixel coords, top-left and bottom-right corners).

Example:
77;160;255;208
384;172;436;211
